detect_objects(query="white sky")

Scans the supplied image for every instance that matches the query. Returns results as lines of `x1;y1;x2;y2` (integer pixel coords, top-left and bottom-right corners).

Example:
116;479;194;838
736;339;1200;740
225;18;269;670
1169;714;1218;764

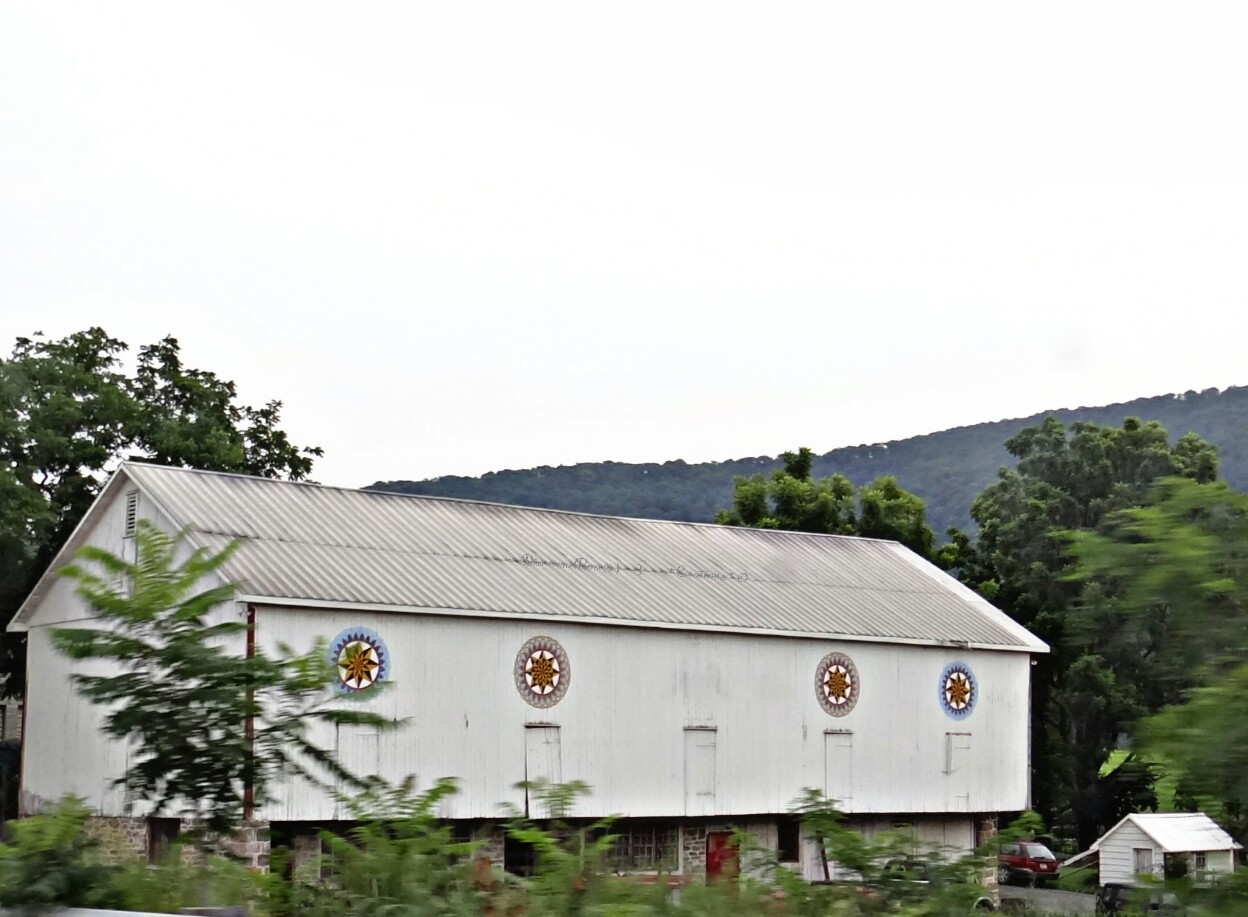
3;3;1247;488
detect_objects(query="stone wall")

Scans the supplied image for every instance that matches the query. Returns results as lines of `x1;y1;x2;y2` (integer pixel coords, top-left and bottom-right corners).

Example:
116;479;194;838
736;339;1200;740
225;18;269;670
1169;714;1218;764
977;814;999;902
83;815;271;870
474;823;506;867
222;820;271;871
84;816;147;863
680;823;707;880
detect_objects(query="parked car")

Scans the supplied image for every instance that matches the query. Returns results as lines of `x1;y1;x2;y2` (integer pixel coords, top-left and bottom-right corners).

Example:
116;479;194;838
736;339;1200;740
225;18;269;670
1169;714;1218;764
997;841;1060;886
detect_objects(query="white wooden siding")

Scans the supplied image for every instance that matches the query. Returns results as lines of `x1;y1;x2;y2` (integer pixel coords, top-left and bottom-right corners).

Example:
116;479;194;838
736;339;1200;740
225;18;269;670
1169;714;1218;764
256;607;1032;821
1100;822;1161;885
20;490;243;816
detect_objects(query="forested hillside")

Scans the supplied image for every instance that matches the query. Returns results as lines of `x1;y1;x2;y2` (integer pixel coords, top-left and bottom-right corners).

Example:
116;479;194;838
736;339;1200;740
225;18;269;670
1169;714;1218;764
370;386;1248;537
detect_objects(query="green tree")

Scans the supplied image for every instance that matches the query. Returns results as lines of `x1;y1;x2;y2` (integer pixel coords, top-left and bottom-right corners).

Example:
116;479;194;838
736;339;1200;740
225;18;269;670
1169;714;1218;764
52;522;392;835
954;417;1219;849
0;328;322;697
715;447;937;558
1068;476;1248;832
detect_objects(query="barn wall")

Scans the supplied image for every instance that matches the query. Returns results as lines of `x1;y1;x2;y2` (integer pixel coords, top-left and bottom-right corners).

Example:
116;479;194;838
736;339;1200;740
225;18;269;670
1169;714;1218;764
21;485;244;816
1099;822;1159;885
256;607;1032;821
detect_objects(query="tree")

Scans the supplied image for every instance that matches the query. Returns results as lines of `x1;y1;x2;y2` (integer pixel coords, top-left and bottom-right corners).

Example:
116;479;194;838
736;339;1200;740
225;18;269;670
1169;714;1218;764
0;328;322;697
953;417;1220;849
52;522;391;835
1068;476;1248;831
715;447;938;558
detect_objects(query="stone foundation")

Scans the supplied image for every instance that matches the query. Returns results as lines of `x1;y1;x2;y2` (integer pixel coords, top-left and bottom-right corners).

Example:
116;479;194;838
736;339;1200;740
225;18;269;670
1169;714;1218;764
977;815;999;903
474;823;506;866
680;823;708;880
83;815;271;870
83;816;147;863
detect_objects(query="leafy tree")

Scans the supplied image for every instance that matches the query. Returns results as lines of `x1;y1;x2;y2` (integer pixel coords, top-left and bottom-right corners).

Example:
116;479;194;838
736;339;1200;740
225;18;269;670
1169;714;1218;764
0;797;124;912
715;447;937;558
954;417;1219;849
0;328;322;697
1068;476;1248;834
52;522;393;835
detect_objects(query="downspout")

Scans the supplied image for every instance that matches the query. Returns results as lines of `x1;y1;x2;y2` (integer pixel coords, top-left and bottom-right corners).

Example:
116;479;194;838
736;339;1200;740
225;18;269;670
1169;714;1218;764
243;603;256;821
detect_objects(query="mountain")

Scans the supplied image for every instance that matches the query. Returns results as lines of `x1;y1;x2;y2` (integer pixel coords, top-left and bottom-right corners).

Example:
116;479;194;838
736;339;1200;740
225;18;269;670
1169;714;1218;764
369;386;1248;538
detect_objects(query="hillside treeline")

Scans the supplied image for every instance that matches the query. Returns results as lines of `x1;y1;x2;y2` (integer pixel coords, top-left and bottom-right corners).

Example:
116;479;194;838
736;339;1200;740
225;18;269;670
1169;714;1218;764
371;386;1248;536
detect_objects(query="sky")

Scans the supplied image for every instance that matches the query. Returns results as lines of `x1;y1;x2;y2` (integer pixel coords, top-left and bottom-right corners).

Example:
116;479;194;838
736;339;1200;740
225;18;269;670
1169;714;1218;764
3;3;1247;489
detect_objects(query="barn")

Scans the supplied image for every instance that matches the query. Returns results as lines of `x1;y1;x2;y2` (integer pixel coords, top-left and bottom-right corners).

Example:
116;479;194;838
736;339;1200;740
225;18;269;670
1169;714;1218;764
10;462;1047;879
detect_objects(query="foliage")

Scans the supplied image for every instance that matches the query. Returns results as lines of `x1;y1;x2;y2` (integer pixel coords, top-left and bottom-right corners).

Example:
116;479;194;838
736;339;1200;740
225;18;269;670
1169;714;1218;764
282;776;483;917
0;797;123;913
952;417;1219;849
715;447;937;558
788;789;995;915
1069;476;1248;833
51;523;394;835
0;328;321;698
111;846;268;915
375;385;1248;540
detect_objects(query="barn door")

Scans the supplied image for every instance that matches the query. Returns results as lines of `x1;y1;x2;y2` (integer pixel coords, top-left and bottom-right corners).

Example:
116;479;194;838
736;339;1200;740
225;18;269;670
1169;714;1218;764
684;727;717;815
524;725;562;816
706;830;738;881
823;730;853;808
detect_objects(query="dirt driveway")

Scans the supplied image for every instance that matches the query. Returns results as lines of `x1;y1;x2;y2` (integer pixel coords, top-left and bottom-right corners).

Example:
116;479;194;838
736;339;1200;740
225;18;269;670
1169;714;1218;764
999;885;1096;914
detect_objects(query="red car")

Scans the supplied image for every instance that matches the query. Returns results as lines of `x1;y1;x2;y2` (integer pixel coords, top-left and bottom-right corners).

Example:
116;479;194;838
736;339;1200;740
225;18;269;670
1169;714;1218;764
998;841;1060;887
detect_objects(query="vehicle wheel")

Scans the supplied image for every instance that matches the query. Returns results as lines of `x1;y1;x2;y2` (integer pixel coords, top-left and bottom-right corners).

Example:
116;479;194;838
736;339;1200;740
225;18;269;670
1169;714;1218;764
997;865;1010;885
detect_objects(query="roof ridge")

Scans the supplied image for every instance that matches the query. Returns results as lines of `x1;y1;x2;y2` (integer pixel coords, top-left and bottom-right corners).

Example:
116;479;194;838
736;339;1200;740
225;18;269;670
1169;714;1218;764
119;461;911;545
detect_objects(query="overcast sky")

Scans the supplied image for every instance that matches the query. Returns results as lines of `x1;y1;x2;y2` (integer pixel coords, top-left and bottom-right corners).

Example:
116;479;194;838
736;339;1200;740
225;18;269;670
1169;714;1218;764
3;3;1247;488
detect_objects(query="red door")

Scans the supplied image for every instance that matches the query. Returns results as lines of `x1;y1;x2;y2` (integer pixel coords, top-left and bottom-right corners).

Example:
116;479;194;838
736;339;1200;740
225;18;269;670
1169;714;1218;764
706;831;738;881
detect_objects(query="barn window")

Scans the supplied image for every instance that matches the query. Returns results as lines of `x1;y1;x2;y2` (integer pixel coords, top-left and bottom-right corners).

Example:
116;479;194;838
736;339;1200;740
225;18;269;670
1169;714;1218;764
683;727;717;813
124;491;139;537
823;730;853;807
945;732;971;774
1194;852;1208;870
607;820;680;872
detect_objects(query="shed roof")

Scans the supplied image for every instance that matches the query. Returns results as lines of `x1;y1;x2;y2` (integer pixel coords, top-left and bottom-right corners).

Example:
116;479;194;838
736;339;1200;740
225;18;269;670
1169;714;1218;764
12;463;1048;651
1100;814;1241;853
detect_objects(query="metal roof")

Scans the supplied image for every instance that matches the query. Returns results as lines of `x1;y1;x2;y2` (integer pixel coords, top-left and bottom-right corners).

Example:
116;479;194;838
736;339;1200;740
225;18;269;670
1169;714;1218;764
1108;814;1242;853
14;463;1048;651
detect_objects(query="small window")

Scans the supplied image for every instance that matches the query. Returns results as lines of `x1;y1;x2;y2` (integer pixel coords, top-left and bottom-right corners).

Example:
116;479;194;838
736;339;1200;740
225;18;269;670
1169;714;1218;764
607;820;680;872
1194;852;1208;870
147;817;180;863
124;491;139;537
777;815;801;863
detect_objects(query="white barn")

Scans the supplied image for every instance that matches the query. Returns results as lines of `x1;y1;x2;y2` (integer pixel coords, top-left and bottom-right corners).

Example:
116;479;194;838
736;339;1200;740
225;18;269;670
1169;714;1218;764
1087;813;1240;886
11;463;1047;878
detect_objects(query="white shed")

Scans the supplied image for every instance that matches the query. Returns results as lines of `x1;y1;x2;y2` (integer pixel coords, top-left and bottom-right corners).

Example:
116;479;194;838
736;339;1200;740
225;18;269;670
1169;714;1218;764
12;463;1049;878
1090;813;1240;885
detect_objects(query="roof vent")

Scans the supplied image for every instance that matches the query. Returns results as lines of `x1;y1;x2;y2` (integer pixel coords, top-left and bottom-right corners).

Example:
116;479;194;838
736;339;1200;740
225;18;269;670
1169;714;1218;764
124;491;139;537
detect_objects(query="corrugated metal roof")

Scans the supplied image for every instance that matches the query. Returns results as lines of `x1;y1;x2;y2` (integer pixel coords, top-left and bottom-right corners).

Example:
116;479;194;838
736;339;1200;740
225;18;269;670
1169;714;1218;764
1120;814;1242;853
20;462;1048;651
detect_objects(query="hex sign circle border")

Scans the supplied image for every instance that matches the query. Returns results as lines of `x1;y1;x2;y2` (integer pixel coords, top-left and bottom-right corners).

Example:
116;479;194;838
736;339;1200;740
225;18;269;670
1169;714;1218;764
515;636;571;709
939;661;976;720
329;626;389;696
815;651;859;717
